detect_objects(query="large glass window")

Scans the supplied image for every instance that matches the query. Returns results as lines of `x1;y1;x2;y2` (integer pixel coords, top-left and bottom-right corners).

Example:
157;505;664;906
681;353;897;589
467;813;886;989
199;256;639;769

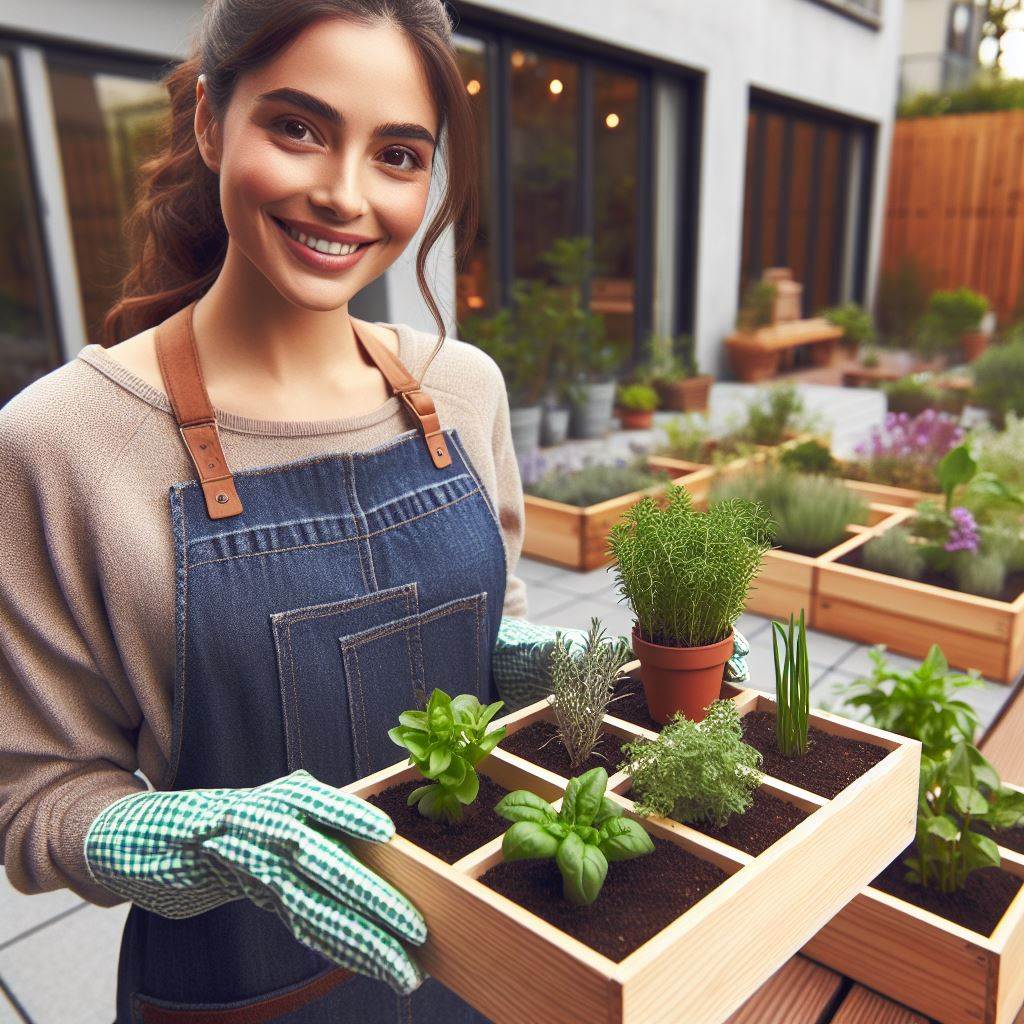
0;52;60;407
740;94;874;318
48;62;168;345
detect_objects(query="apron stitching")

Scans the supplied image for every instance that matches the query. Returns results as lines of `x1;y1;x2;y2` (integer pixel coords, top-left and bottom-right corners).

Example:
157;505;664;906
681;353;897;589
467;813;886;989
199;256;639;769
341;460;372;593
348;646;371;777
345;458;379;592
167;486;190;789
271;584;417;626
186;488;482;569
339;596;483;643
286;622;305;767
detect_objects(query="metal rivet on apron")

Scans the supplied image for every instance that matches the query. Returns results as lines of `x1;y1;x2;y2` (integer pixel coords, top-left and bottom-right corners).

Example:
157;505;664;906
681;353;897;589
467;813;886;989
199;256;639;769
200;443;207;450
208;462;216;469
436;448;443;456
216;493;229;504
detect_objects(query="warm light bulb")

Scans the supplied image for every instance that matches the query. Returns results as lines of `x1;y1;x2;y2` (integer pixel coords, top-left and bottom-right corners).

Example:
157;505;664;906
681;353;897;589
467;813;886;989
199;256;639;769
466;79;481;96
605;112;620;129
549;78;563;95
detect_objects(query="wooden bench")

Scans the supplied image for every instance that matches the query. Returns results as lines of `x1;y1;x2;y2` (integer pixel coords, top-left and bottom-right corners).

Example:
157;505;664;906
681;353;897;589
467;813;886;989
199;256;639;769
727;317;845;382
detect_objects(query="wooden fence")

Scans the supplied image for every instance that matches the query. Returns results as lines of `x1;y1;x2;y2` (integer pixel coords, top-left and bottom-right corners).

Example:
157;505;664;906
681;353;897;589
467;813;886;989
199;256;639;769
883;109;1024;323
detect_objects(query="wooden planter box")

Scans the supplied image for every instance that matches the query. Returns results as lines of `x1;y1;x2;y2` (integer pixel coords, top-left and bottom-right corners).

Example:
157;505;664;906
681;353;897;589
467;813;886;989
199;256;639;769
838;476;938;509
814;511;1024;683
341;680;920;1024
803;783;1024;1024
522;469;697;571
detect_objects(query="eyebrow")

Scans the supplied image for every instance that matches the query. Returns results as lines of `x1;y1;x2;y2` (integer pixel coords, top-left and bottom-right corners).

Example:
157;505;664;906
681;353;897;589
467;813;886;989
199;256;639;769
256;87;437;147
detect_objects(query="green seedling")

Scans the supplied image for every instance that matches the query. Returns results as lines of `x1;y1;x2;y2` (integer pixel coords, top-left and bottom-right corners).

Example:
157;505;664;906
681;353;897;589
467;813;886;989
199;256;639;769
388;689;506;825
494;766;654;906
772;610;810;758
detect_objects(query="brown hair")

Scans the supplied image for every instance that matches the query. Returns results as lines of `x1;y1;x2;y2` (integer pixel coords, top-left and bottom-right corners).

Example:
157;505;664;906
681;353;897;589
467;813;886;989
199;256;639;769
102;0;478;378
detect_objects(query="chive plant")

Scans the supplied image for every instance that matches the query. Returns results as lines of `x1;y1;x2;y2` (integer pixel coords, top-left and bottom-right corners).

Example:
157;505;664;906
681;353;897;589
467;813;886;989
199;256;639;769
772;610;810;758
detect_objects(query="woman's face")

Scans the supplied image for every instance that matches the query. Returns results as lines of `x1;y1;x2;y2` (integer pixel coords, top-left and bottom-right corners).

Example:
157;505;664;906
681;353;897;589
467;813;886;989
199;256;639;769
195;17;439;310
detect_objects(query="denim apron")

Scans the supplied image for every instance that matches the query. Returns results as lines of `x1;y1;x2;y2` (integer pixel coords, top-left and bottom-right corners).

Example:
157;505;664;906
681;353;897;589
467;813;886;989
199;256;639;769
116;301;505;1024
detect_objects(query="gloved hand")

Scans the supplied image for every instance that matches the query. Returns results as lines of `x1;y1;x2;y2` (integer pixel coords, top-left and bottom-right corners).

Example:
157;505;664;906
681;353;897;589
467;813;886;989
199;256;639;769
492;615;752;711
83;768;425;993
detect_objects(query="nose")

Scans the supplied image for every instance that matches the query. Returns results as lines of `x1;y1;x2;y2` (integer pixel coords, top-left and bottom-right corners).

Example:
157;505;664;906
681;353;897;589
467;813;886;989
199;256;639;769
309;153;370;221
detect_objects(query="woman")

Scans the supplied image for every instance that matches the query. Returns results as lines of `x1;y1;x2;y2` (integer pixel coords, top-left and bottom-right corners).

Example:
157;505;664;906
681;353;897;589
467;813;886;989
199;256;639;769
0;2;747;1021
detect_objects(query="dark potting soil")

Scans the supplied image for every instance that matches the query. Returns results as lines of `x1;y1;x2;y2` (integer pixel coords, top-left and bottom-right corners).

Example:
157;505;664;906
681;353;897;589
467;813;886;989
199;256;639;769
681;787;815;856
871;843;1023;937
838;546;1024;605
478;836;728;961
366;775;510;865
740;711;889;800
606;672;665;733
500;719;628;777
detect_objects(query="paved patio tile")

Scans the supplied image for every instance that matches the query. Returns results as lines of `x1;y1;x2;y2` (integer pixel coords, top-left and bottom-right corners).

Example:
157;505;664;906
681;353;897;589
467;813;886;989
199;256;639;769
0;900;126;1024
0;873;82;948
513;556;566;586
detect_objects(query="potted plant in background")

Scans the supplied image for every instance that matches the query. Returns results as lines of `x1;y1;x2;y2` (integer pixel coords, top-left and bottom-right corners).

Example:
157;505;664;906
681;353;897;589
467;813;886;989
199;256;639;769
615;382;659;429
607;482;773;723
822;301;876;359
646;331;714;413
915;287;990;364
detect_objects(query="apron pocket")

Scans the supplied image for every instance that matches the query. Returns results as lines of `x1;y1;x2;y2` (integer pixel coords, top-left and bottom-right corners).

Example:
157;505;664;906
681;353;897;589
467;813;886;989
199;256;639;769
130;963;357;1024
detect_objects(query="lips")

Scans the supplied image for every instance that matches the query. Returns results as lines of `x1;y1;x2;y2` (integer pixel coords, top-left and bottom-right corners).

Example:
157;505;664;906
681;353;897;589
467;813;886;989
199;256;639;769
271;215;374;249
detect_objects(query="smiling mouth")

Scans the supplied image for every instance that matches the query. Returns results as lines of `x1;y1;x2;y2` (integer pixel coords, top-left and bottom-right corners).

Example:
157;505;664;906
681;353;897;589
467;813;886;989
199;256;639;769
271;215;378;255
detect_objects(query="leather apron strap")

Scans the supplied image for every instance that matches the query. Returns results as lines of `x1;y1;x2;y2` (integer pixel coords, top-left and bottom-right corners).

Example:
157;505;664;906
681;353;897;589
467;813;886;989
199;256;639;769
154;300;452;522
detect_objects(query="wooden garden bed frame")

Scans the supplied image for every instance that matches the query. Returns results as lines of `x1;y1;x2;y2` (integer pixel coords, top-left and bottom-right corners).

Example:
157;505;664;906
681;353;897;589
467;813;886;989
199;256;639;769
814;508;1024;684
803;782;1024;1024
341;678;920;1024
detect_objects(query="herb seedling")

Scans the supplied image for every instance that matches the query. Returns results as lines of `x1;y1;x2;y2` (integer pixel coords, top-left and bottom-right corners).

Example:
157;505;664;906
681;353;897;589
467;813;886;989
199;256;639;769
547;617;633;774
907;742;1024;893
772;610;810;757
494;766;654;906
835;644;981;759
619;700;763;828
388;689;506;825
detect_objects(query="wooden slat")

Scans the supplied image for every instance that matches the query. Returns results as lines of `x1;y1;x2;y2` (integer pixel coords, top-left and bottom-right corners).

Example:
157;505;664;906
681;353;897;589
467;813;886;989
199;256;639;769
830;986;929;1024
726;955;843;1023
980;678;1024;785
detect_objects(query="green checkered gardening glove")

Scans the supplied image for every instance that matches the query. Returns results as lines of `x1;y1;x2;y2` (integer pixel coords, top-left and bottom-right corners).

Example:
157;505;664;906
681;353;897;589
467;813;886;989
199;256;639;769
83;768;426;994
493;616;751;711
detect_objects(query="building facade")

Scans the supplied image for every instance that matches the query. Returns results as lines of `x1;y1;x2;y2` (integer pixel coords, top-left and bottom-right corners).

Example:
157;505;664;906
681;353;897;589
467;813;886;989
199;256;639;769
0;0;903;403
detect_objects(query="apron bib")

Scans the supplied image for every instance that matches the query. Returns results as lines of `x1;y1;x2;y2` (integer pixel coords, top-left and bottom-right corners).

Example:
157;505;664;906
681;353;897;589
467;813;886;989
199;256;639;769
115;302;505;1024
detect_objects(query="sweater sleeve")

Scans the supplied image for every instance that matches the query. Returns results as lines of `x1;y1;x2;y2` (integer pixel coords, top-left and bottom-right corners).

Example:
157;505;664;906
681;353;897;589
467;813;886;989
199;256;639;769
0;403;149;909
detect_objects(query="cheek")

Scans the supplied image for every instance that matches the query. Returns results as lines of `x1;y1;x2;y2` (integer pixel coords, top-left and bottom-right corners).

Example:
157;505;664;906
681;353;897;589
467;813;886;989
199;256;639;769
219;140;301;230
375;179;432;244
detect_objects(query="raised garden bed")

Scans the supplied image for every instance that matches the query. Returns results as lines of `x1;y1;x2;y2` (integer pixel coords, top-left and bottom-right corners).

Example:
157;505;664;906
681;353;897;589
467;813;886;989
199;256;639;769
803;783;1024;1024
342;681;919;1024
814;511;1024;684
522;465;693;571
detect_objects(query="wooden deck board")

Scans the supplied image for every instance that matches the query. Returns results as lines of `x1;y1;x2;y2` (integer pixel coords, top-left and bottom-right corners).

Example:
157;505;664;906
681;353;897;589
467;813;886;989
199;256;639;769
726;956;843;1022
829;985;929;1023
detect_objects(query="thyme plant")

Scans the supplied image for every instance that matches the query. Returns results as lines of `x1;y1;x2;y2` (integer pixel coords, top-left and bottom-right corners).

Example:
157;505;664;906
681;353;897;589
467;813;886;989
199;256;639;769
772;610;810;758
388;689;506;825
547;617;633;774
607;482;774;648
619;700;763;828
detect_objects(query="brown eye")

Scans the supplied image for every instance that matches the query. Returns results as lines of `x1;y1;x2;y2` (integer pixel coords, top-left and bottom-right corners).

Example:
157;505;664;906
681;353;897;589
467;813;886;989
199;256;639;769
382;146;423;172
277;118;313;143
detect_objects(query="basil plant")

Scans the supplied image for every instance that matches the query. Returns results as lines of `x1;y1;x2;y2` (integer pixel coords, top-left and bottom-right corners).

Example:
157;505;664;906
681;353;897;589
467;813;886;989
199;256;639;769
494;766;654;906
388;688;506;825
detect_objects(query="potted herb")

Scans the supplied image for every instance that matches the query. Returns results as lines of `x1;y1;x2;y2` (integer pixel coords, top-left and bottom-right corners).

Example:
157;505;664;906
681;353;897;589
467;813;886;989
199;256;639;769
915;287;990;363
501;617;634;777
736;280;777;332
492;766;654;906
646;332;713;413
607;482;773;723
615;382;659;430
822;301;876;358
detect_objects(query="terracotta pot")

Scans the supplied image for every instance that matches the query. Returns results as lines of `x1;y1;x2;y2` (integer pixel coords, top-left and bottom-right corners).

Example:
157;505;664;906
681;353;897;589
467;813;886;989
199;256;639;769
615;407;655;430
961;330;989;362
653;375;713;413
631;624;734;724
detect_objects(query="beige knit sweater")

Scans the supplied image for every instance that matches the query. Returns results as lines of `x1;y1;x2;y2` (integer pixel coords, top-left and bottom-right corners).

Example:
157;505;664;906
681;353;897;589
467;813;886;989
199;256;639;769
0;319;530;910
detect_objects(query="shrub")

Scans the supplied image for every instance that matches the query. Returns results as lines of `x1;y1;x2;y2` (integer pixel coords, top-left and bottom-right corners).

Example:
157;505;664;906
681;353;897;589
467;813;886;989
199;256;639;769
953;551;1008;599
914;288;988;358
862;525;927;581
778;439;840;476
736;382;808;446
616;383;659;412
874;257;930;347
524;455;666;507
822;302;876;347
710;467;868;557
846;410;965;491
969;412;1024;493
607;483;774;648
653;414;713;462
972;339;1024;424
548;618;633;774
619;700;763;828
737;281;776;330
883;375;964;416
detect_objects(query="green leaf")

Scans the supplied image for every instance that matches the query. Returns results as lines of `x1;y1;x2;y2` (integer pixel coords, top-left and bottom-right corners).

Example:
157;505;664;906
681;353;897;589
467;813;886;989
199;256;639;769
427;689;454;734
495;789;557;824
451;765;480;805
937;444;976;504
952;785;989;817
437;754;467;789
562;768;609;828
593;797;624;827
502;821;560;861
398;710;429;731
407;783;434;808
428;744;452;777
556;832;609;906
599;817;655;862
961;829;1001;873
924;815;959;842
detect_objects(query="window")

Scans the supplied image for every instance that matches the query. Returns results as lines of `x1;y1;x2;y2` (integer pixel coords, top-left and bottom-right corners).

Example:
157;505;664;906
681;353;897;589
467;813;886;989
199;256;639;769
740;93;875;319
0;51;60;407
47;59;168;345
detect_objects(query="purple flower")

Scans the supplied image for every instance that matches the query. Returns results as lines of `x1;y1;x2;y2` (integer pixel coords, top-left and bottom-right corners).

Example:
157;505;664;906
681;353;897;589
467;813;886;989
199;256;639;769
945;506;980;553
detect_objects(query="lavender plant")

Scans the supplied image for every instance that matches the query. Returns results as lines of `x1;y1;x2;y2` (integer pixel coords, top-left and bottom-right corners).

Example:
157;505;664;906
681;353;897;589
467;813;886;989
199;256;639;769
523;454;667;507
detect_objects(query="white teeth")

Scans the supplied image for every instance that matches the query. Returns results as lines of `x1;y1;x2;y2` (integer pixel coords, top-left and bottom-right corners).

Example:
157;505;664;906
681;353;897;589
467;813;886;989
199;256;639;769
281;219;363;255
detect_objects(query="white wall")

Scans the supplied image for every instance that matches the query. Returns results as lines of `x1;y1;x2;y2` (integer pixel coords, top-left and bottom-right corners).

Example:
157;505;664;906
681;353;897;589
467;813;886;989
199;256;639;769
0;0;905;376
